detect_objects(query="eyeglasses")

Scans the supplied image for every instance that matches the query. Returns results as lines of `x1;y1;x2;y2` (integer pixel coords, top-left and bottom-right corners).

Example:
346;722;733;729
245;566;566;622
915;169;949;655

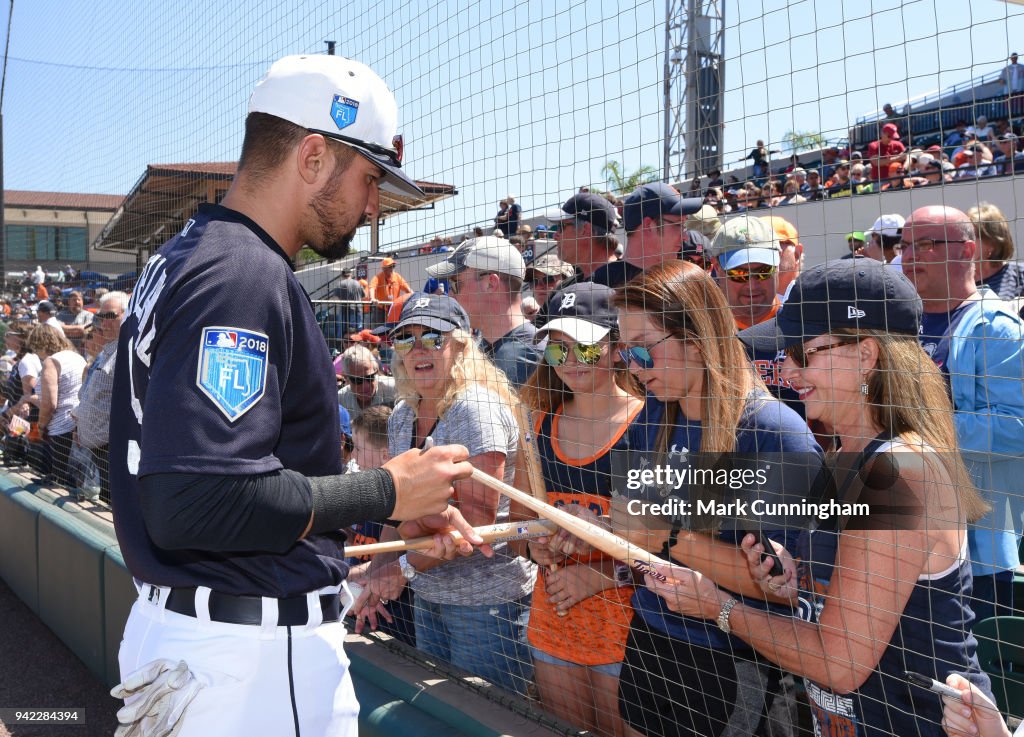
784;339;858;368
544;341;605;367
618;334;675;370
449;271;494;295
94;311;120;321
344;373;377;385
725;266;777;283
898;239;968;254
392;331;446;354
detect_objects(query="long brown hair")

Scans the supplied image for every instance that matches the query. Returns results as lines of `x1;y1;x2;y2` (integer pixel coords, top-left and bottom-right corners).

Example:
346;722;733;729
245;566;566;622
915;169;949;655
837;328;988;522
613;261;766;457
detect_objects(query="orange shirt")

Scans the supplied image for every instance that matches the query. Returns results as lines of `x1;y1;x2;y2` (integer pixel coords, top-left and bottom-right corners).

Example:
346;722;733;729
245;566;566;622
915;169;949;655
368;271;411;303
526;404;642;666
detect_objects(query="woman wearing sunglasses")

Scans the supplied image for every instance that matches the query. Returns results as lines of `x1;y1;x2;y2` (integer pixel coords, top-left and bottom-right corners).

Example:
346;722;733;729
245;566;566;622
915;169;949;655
611;260;824;737
511;282;643;737
645;259;992;737
387;292;535;695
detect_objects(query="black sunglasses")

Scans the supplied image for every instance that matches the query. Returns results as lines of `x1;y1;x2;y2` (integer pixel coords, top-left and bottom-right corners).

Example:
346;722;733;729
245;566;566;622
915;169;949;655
784;338;859;368
95;311;120;321
344;373;377;385
308;129;403;166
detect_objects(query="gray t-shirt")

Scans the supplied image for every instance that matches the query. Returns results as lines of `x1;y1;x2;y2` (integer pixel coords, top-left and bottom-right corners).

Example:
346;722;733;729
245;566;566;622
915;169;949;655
338;375;396;422
329;277;364;302
480;322;542;388
389;384;536;604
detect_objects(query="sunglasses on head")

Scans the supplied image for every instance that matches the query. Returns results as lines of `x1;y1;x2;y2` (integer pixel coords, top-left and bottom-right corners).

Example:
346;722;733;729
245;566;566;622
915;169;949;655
618;333;675;370
784;338;860;368
543;341;604;367
345;373;377;385
725;266;776;283
392;331;446;354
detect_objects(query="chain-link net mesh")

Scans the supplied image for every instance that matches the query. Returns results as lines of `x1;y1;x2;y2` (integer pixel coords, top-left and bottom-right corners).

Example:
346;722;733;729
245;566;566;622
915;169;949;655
2;1;1023;735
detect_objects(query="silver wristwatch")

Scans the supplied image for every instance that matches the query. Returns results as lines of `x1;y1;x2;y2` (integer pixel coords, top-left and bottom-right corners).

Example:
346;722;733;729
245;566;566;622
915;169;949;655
398;554;418;582
717;598;739;634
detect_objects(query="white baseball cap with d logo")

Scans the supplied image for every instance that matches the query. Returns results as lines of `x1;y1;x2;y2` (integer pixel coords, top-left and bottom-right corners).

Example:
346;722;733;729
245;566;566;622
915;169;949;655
249;54;423;198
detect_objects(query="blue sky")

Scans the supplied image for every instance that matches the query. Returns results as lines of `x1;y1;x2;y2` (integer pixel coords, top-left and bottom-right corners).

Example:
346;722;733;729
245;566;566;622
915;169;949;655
2;0;1022;252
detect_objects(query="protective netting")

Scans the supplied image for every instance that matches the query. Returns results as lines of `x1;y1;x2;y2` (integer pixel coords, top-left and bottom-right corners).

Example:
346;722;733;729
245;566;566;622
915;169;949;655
2;1;1023;736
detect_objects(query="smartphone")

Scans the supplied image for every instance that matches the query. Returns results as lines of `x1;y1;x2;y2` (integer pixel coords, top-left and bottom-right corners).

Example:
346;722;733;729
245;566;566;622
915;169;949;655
746;530;784;577
905;671;962;700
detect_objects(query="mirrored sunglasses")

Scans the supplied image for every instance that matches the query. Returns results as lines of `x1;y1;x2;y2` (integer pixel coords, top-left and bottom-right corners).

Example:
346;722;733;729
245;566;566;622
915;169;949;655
543;341;604;367
392;331;446;354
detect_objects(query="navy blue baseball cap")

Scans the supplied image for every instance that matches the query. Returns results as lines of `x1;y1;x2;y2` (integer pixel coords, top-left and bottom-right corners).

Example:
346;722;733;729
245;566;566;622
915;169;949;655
537;282;617;344
623;183;703;232
389;292;470;335
738;257;922;353
546;193;620;236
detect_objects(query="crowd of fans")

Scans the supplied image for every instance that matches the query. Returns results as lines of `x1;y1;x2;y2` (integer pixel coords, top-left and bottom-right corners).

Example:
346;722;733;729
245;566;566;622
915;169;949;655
6;160;1024;737
319;179;1024;737
0;279;128;502
678;113;1024;216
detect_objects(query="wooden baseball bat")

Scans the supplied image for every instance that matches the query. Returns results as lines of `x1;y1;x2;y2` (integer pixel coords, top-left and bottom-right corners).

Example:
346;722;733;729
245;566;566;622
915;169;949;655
345;519;557;556
513;404;569;615
470;468;669;582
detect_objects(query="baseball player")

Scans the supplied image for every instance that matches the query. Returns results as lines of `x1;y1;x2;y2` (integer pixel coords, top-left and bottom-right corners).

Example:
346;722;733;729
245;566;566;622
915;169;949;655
108;55;485;737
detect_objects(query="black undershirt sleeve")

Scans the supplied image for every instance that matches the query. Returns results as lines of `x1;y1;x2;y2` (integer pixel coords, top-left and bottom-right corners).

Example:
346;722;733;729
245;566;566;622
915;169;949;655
139;467;396;554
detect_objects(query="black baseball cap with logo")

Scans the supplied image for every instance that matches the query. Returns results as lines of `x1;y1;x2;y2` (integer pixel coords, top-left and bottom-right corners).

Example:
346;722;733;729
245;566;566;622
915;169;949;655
738;257;922;352
547;193;619;236
622;183;703;232
389;292;470;335
536;282;617;344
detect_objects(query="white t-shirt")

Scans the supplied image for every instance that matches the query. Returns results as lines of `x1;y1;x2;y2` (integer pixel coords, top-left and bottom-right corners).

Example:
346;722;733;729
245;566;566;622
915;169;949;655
18;353;42;381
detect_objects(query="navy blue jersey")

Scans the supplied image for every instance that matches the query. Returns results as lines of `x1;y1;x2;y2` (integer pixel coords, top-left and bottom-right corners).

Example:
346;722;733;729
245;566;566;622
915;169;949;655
795;440;992;737
626;393;824;649
109;204;346;597
744;342;805;418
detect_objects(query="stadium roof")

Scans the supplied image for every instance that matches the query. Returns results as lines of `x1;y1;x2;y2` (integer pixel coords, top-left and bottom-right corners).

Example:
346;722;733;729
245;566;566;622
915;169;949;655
93;162;457;254
5;190;124;211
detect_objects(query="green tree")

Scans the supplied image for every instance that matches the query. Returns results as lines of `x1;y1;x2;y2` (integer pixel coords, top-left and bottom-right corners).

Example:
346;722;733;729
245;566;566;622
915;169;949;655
782;130;827;154
295;246;322;267
600;160;658;195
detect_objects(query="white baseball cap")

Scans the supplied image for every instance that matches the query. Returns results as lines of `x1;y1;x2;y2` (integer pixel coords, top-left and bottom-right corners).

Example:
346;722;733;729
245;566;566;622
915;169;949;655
426;236;526;281
865;213;905;239
248;55;423;198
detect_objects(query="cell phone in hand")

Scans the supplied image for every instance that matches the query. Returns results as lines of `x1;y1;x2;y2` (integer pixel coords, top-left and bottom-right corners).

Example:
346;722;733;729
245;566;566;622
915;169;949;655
747;530;784;577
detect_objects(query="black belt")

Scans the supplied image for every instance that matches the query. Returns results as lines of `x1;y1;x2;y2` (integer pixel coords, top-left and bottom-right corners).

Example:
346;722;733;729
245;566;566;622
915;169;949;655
157;586;342;626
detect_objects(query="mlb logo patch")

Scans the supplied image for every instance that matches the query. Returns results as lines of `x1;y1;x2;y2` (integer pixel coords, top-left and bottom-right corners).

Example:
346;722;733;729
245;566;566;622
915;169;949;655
331;95;359;130
196;327;270;422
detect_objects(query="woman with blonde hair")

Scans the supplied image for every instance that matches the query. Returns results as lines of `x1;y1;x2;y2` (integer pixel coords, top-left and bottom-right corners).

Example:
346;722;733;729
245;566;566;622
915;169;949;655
651;259;992;737
386;292;535;695
24;323;85;486
968;202;1024;300
512;282;643;737
611;260;823;737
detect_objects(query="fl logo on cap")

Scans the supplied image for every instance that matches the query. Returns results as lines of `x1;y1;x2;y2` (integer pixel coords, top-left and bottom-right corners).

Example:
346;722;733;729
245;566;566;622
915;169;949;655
331;95;359;130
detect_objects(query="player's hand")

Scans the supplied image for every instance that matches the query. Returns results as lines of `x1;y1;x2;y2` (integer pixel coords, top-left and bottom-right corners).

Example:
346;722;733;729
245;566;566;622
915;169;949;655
384;444;473;520
941;673;1012;737
527;537;568;567
547;505;606;558
740;533;798;600
396;505;494;561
